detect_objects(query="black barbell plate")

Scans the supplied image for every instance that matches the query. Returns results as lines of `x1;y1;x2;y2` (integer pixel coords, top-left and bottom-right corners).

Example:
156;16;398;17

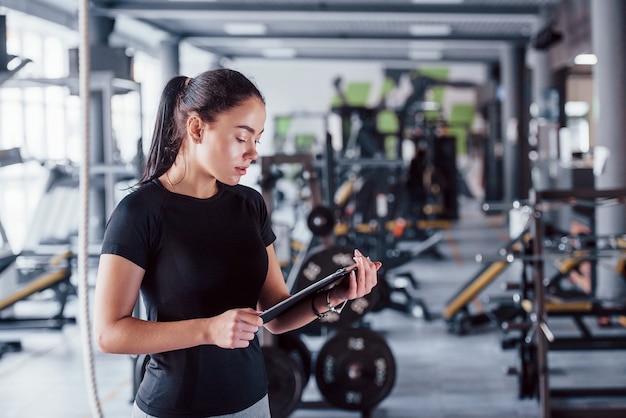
306;205;335;236
293;245;377;330
314;328;396;411
276;332;312;387
518;342;538;400
263;346;304;418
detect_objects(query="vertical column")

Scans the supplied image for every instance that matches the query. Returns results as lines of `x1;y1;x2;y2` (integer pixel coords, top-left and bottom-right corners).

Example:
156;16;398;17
0;15;8;71
88;16;116;241
592;0;626;300
483;63;503;203
500;43;527;202
529;8;553;121
159;38;180;86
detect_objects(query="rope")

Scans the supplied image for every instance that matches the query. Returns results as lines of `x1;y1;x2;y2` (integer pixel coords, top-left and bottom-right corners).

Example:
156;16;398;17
77;0;104;416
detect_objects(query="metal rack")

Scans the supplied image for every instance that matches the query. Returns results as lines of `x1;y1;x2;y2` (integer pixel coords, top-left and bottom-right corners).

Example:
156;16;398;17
530;188;626;418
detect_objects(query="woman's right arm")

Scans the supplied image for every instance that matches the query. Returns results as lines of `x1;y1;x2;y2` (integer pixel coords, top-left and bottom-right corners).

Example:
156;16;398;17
93;254;262;355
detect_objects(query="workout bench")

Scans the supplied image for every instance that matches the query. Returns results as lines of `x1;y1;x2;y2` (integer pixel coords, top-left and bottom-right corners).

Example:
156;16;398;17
442;230;532;334
0;251;76;358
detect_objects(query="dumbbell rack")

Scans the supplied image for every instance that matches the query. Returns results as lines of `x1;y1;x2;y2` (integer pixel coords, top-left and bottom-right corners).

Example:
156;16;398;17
529;187;626;418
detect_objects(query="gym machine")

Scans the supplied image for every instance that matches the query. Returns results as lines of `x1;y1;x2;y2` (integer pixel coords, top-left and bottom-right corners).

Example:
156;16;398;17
442;228;533;335
443;200;595;335
499;188;626;417
0;148;76;359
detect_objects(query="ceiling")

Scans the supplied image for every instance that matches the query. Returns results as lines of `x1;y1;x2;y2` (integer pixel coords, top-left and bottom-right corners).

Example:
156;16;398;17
1;0;563;66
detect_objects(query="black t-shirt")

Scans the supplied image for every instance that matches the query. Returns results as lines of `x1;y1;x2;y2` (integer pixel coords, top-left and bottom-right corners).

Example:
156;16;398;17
101;179;276;417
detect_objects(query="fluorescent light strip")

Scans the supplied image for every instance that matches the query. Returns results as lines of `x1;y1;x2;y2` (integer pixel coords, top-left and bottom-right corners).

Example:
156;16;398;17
574;53;597;65
409;24;452;36
223;23;267;35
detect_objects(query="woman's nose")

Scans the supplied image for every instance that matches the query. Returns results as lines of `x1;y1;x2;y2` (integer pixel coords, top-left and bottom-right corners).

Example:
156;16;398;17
245;143;259;161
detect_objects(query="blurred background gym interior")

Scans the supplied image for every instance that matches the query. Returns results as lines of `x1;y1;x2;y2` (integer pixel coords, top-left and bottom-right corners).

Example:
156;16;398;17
1;1;625;417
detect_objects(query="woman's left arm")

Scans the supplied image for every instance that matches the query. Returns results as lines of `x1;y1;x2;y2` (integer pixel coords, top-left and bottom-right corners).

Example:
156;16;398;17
258;244;381;335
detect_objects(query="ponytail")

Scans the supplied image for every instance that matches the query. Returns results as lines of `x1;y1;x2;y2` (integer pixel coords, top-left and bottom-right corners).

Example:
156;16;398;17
139;76;188;185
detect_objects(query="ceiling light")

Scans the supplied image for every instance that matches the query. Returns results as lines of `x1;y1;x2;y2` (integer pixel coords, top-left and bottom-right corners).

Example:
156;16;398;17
262;48;297;58
565;101;590;117
223;23;267;35
574;53;597;65
409;24;452;36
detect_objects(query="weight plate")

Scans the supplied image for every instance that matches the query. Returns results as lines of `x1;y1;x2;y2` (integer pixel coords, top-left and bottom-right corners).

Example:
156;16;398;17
276;332;312;387
518;342;538;400
315;328;396;411
293;245;376;329
307;205;335;236
263;346;303;418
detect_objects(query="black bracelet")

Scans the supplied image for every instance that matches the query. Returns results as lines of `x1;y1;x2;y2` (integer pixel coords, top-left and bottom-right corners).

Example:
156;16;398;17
312;289;348;319
311;292;327;319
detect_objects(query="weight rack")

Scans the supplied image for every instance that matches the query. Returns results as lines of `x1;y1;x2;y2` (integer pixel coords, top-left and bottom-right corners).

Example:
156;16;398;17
529;188;626;418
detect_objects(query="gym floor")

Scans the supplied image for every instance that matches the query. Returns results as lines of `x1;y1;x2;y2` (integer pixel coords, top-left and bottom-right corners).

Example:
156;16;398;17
1;196;625;418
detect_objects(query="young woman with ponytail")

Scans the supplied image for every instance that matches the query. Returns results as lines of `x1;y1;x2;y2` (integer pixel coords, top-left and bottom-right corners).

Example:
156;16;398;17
93;68;381;418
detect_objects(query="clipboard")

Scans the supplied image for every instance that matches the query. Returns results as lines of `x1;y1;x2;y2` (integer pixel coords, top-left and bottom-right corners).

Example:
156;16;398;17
260;264;357;323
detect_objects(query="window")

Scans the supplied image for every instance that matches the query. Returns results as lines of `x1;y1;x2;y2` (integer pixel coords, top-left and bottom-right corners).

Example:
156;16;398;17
0;9;152;250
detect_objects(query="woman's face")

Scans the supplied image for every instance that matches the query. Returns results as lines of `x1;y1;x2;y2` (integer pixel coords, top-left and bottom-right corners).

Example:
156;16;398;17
196;97;266;186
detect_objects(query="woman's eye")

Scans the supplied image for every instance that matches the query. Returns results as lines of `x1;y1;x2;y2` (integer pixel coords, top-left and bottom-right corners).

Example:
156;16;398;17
237;137;260;145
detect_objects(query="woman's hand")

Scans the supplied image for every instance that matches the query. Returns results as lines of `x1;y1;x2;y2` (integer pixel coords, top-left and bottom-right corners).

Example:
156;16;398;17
209;308;263;349
330;249;381;304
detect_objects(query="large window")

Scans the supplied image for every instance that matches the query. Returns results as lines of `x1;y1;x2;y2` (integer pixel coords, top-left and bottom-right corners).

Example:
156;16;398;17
0;10;153;251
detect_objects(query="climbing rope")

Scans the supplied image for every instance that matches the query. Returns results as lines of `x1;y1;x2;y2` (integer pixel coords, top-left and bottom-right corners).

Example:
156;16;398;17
77;0;104;416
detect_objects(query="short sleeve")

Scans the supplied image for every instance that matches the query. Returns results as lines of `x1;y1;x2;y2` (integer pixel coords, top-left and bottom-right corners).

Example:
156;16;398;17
100;192;154;269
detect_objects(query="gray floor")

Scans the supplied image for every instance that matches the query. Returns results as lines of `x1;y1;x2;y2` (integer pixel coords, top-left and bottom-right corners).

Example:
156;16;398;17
1;197;625;418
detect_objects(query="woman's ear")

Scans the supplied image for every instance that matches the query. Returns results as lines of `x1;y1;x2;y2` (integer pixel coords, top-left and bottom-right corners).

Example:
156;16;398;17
187;115;203;143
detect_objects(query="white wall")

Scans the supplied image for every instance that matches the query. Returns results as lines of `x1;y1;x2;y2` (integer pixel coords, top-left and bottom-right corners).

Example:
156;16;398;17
176;54;488;189
226;59;486;155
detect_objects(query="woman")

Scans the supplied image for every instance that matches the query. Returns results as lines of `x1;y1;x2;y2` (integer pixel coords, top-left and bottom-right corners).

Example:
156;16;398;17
93;68;381;418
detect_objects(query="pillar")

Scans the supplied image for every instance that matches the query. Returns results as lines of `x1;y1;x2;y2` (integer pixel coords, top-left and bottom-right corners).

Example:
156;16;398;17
159;38;180;86
500;43;527;203
88;16;115;241
592;0;626;300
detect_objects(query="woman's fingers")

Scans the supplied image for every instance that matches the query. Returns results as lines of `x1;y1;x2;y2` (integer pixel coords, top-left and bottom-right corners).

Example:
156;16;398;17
352;248;380;297
214;308;262;349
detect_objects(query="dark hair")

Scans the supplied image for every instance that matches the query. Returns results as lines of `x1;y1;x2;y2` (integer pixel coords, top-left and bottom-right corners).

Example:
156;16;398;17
139;68;265;185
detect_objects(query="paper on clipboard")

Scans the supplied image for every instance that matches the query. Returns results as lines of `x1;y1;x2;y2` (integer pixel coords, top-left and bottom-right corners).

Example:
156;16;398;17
260;264;357;323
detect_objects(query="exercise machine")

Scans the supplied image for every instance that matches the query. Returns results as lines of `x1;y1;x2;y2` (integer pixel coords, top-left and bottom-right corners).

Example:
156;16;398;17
0;148;77;359
442;229;532;335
